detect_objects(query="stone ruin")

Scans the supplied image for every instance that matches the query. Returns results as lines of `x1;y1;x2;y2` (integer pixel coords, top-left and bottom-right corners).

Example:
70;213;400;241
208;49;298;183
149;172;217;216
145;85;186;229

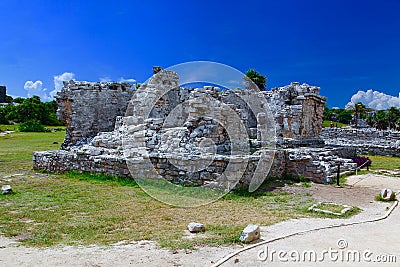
322;127;400;156
56;81;134;148
33;69;358;189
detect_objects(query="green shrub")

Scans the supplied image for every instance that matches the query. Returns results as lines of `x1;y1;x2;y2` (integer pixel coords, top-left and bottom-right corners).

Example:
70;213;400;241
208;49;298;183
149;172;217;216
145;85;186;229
19;119;46;132
375;194;396;202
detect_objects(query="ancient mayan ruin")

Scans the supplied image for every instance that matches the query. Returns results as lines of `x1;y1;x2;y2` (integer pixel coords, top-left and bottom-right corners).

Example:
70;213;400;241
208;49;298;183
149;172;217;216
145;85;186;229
33;68;359;190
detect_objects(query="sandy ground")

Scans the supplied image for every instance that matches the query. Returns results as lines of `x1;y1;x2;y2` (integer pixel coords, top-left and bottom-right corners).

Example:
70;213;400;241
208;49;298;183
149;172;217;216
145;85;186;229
1;174;399;267
220;174;400;266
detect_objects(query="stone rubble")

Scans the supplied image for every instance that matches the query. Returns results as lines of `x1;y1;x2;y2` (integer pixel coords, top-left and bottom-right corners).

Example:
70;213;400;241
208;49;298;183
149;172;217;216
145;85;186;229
239;224;260;243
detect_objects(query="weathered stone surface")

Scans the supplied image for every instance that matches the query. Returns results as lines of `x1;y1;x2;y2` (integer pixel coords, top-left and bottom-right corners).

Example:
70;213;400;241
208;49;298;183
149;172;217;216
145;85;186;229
1;184;12;195
322;127;400;156
239;224;260;243
33;68;359;187
187;222;205;233
264;82;326;140
380;188;395;201
56;81;135;148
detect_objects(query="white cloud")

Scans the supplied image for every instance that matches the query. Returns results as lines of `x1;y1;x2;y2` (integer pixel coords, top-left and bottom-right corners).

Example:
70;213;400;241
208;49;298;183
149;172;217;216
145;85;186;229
118;77;136;83
347;89;400;110
23;72;75;101
51;72;75;98
24;80;51;101
100;77;112;82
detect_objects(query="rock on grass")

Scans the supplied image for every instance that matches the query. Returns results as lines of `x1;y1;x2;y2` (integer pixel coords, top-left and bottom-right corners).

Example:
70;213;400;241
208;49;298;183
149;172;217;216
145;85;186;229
187;222;205;233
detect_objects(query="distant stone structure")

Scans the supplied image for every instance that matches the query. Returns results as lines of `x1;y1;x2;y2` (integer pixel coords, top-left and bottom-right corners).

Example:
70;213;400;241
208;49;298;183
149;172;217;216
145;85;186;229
0;86;6;103
322;127;400;156
33;69;358;187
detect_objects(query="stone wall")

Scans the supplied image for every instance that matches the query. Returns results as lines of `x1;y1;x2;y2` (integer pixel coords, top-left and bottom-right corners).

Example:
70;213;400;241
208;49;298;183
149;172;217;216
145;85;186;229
265;82;326;140
322;127;400;156
33;69;357;187
56;79;326;150
56;81;135;148
0;86;6;103
33;142;356;185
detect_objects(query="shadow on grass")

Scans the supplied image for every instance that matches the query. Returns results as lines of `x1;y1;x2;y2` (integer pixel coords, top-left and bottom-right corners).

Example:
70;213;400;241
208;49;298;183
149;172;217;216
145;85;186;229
65;171;139;187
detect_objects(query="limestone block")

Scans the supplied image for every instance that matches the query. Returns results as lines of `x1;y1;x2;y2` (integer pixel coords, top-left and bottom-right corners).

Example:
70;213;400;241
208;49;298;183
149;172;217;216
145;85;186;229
1;185;12;195
239;224;260;243
380;188;395;201
187;222;205;233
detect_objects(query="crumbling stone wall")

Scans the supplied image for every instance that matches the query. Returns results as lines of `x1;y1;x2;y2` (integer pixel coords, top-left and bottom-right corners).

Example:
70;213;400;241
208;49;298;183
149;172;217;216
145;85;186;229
56;79;325;150
56;81;135;148
33;70;357;186
265;82;326;140
322;127;400;156
33;142;356;185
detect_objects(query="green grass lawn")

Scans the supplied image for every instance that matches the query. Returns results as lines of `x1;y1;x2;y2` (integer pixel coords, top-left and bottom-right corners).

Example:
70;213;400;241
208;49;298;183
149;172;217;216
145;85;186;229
0;131;343;250
0;124;66;132
0;131;65;172
361;154;400;171
322;120;348;128
0;124;19;131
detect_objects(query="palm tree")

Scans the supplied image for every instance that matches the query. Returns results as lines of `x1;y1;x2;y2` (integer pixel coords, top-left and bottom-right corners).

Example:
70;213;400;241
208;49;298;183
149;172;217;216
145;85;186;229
349;102;367;128
374;110;388;130
386;107;400;130
366;114;375;127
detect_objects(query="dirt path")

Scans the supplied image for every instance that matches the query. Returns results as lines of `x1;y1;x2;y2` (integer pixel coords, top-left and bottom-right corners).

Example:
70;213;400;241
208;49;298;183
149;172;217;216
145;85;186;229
218;174;400;266
0;238;234;267
0;174;399;267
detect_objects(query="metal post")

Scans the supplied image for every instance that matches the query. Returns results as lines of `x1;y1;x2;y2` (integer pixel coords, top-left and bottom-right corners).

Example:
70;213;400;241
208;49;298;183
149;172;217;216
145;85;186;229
336;164;340;186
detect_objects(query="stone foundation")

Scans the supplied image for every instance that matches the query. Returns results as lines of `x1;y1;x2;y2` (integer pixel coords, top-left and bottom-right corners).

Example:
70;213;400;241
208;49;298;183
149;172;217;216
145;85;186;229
33;145;356;185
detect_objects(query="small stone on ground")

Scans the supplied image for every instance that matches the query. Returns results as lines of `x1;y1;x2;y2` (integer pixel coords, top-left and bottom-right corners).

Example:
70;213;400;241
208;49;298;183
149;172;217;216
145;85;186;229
1;185;12;195
239;224;260;243
187;222;205;233
380;188;395;201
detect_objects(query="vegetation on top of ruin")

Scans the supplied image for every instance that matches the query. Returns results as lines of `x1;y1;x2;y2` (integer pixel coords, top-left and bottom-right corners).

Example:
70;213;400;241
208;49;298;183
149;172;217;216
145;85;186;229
245;69;267;90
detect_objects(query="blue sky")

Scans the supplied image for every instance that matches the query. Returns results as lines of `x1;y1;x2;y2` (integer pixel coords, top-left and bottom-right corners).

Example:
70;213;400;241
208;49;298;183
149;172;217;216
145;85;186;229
0;0;399;108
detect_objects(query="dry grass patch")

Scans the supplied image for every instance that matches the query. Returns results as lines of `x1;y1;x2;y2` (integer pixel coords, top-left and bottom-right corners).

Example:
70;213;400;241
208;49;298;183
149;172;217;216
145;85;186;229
0;171;318;250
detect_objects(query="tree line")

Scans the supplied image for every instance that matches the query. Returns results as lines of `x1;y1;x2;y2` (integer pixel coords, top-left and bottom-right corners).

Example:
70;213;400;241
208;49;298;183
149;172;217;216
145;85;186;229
0;96;62;130
324;102;400;130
